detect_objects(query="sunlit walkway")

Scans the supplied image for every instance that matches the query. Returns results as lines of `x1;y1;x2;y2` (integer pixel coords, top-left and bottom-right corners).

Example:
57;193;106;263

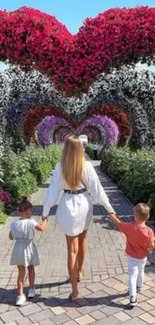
0;159;155;325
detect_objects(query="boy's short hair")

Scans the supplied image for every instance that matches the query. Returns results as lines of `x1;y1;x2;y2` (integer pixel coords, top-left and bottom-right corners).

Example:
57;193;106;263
134;203;150;221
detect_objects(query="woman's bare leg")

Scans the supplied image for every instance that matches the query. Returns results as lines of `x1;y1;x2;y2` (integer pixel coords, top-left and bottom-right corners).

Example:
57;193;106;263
17;265;26;296
77;230;87;280
66;235;79;300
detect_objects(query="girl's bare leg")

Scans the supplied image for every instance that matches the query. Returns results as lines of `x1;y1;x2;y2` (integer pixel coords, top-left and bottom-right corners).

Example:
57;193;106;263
17;265;26;296
28;265;35;288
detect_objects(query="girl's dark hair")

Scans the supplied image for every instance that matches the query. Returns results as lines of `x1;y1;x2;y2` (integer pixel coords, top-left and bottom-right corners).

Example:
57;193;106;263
18;196;33;212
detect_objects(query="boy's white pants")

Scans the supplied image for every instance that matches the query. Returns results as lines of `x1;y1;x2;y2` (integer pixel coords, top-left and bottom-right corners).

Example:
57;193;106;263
127;255;147;297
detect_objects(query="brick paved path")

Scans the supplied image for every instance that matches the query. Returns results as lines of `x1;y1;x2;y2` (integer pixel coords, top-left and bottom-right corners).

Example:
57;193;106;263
1;159;155;325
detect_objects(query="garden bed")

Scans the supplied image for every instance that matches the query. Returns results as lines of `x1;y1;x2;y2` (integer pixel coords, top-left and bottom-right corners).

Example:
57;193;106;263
101;146;155;219
0;145;62;223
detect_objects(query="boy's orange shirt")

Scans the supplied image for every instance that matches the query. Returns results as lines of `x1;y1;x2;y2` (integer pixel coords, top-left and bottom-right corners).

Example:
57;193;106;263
119;222;154;259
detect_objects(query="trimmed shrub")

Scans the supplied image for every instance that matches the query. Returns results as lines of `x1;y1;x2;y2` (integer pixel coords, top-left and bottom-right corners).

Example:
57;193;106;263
2;145;62;201
101;147;155;218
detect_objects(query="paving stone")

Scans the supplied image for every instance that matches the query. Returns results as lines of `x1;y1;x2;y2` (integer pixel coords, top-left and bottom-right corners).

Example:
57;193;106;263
93;315;120;325
16;318;32;325
29;310;54;323
20;304;42;316
0;304;9;314
51;307;65;315
142;291;155;299
75;315;95;325
139;313;155;324
5;323;17;325
122;318;151;325
139;302;154;312
89;310;106;320
114;312;131;322
39;320;55;325
113;283;128;292
148;298;155;307
1;310;23;323
64;321;77;325
103;278;120;288
149;310;155;317
124;307;145;318
66;310;81;320
100;306;120;316
50;314;70;325
77;302;101;315
86;283;105;293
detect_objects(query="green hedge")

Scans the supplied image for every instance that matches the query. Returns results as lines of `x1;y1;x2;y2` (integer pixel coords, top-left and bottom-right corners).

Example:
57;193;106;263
2;145;62;201
101;147;155;219
0;200;7;224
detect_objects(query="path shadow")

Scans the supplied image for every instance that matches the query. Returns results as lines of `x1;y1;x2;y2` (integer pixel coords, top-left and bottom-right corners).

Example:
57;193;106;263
43;292;130;310
39;184;49;189
0;284;131;310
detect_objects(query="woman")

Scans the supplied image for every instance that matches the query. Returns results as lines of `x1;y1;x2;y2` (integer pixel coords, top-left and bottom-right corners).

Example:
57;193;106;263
42;135;115;301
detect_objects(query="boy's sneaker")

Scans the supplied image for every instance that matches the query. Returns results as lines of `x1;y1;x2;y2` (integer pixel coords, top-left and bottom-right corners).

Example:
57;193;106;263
28;288;35;298
137;286;142;293
130;296;138;307
16;294;26;306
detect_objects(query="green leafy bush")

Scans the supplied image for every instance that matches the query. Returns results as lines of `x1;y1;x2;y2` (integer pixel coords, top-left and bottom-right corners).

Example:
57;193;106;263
0;200;7;224
2;145;61;201
21;145;62;183
101;147;155;218
120;150;155;204
5;172;38;199
101;146;135;182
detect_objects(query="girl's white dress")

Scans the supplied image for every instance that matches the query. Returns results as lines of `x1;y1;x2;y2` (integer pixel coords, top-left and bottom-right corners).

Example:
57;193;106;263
10;218;40;267
43;161;114;236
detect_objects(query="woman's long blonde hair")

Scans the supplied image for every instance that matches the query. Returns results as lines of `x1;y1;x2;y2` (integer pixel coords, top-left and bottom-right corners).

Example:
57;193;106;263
61;135;85;189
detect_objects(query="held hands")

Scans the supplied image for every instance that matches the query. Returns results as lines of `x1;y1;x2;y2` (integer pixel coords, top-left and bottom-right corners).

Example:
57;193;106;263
108;212;121;227
41;216;48;222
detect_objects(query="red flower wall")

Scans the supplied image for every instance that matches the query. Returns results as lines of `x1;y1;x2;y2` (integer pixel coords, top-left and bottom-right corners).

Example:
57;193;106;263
0;7;155;94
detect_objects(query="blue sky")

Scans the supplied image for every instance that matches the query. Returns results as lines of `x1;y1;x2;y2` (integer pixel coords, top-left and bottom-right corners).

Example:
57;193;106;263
0;0;155;71
0;0;154;33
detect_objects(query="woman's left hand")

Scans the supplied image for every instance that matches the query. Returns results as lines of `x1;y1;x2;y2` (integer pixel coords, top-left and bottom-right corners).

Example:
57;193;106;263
42;216;48;221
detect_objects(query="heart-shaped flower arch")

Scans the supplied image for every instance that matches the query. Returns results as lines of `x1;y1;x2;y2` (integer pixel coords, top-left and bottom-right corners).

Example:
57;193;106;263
53;126;73;143
0;64;154;153
37;116;70;147
54;125;103;143
0;7;155;94
2;64;154;151
37;115;119;151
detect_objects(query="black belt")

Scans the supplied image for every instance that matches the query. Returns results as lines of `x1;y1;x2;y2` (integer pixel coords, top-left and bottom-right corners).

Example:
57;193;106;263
64;188;87;195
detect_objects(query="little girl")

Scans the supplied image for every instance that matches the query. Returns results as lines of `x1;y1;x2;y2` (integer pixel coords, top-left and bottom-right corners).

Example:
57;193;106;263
9;197;47;306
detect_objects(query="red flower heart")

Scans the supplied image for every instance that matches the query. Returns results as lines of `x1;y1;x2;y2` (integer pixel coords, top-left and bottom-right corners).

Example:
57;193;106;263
0;6;155;94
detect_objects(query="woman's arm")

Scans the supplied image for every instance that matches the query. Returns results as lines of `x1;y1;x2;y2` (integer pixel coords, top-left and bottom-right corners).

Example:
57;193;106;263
85;162;115;214
109;213;121;227
42;163;62;218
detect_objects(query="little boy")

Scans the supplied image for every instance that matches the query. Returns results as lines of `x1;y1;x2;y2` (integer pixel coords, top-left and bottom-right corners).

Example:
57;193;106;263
109;203;154;307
